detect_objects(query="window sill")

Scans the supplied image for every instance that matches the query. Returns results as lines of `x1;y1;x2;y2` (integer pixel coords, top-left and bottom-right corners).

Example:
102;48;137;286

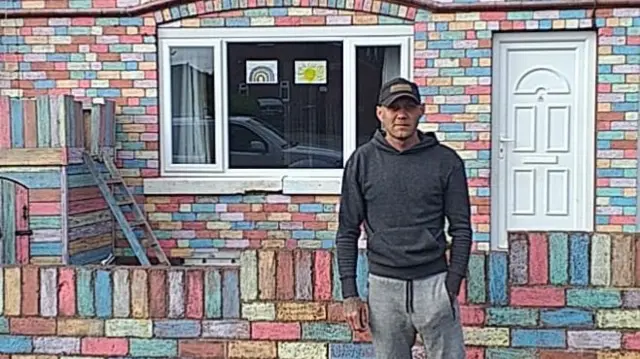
143;176;343;195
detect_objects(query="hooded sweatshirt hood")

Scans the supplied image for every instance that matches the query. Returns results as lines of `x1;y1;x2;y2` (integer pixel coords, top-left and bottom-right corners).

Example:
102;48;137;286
371;129;440;154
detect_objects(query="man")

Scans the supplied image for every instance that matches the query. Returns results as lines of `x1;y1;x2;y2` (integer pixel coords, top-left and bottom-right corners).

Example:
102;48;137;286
336;77;472;359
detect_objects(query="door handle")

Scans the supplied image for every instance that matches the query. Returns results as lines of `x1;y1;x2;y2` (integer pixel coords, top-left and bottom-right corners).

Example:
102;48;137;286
500;136;514;142
15;230;33;236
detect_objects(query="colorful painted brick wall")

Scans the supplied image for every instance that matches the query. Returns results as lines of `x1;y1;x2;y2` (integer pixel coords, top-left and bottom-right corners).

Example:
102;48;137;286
0;233;638;358
0;2;637;254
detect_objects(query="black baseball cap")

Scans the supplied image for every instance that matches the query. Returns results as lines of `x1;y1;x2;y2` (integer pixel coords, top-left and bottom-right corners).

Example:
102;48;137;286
378;77;421;106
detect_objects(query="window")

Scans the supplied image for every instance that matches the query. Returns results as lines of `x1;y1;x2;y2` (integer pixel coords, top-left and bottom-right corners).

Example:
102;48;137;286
159;27;412;177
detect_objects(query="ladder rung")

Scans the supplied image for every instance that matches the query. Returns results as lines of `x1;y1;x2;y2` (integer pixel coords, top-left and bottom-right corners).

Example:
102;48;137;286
117;199;134;206
106;178;122;185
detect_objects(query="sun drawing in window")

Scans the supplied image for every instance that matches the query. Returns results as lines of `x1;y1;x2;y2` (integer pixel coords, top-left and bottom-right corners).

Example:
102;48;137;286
295;60;327;84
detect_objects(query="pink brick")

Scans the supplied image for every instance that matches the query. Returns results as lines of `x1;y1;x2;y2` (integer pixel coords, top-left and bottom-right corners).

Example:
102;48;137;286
251;322;301;340
510;287;565;307
466;347;485;359
623;332;640;349
81;338;128;356
58;268;76;316
460;305;485;325
314;251;332;301
528;233;549;284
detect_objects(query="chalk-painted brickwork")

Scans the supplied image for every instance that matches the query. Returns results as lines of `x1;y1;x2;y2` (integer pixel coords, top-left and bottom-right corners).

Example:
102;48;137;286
1;2;638;251
0;234;638;357
0;96;117;265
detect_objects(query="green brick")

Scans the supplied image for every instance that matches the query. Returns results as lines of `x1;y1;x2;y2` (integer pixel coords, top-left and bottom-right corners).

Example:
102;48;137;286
486;348;537;359
105;319;152;337
567;289;622;308
487;308;538;327
549;232;569;285
467;254;486;304
130;339;178;357
302;323;351;342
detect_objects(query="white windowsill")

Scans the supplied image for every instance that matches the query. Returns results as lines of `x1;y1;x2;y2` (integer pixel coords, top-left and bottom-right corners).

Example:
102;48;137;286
143;176;343;195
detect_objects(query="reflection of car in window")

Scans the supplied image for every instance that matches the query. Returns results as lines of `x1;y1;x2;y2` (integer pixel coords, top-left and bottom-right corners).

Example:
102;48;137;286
228;116;343;169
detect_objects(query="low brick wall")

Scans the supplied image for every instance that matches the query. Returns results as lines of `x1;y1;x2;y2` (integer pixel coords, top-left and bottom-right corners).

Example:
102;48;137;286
0;232;639;358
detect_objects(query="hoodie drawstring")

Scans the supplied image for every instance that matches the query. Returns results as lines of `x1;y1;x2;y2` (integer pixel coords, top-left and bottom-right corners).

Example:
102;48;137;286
405;280;414;313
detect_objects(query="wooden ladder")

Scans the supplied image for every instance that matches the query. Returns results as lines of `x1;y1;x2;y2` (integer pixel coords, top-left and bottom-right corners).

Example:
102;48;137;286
83;152;170;266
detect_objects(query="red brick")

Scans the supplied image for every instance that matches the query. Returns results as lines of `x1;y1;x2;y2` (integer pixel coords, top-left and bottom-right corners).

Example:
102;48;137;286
21;266;39;316
179;340;226;358
539;351;596;359
353;328;372;342
58;267;76;316
149;269;167;318
276;251;294;300
10;318;56;335
460;305;485;326
251;322;300;340
466;347;484;359
327;303;345;322
81;337;128;356
510;287;565;307
186;269;204;319
313;251;332;301
528;233;549;285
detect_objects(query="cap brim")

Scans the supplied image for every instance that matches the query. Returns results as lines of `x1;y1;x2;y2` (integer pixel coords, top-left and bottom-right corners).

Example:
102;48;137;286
380;93;420;106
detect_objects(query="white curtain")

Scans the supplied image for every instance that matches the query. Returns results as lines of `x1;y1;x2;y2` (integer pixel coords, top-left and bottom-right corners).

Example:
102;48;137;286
171;48;214;164
381;47;401;84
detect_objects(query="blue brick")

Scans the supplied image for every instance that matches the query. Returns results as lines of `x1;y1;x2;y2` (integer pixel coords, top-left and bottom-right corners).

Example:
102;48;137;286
95;270;112;318
540;308;593;327
172;213;196;221
300;203;323;213
292;230;315;239
0;335;32;353
489;252;508;305
192;204;215;212
512;329;566;348
0;318;8;333
154;320;201;338
219;195;242;203
330;343;376;359
569;233;589;286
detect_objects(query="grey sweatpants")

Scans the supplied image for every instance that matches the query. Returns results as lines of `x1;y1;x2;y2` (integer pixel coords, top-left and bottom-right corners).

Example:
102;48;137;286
368;272;465;359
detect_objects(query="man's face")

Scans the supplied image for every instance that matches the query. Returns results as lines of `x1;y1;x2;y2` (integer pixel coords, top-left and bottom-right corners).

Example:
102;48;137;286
376;97;424;141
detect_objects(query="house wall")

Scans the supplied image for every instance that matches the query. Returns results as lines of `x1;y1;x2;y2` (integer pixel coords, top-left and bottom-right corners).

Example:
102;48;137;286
0;0;639;357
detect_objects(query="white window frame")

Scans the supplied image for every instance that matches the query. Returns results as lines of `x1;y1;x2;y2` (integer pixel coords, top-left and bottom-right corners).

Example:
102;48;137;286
154;26;413;193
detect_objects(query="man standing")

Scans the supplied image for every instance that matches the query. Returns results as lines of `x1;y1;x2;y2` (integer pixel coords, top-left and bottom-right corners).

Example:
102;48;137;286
336;77;472;359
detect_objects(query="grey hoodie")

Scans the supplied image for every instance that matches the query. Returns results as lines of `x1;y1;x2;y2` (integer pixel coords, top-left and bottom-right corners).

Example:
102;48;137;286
336;129;472;299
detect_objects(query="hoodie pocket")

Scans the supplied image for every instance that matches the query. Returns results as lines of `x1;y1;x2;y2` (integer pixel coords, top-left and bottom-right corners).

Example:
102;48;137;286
368;226;444;268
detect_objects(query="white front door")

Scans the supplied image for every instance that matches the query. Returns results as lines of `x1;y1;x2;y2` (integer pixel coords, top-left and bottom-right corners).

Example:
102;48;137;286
491;32;596;249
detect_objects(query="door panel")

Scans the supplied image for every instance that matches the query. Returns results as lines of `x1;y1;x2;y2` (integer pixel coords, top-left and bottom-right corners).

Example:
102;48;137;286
492;32;596;248
0;178;30;264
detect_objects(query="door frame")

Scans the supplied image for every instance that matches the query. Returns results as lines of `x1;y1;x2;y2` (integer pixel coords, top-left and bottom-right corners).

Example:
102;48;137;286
490;31;597;250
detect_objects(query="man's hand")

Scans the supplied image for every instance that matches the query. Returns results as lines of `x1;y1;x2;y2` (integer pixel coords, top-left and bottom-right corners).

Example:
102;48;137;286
343;296;369;332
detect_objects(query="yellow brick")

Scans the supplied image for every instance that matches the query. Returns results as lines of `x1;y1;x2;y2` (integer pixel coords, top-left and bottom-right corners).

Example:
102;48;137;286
57;319;104;336
278;342;327;359
277;302;326;321
242;302;276;321
463;327;510;347
228;341;276;359
597;310;640;329
4;267;20;316
598;352;640;359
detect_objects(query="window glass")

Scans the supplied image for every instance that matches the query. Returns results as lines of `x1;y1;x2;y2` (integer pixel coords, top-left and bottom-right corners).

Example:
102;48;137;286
226;42;344;169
